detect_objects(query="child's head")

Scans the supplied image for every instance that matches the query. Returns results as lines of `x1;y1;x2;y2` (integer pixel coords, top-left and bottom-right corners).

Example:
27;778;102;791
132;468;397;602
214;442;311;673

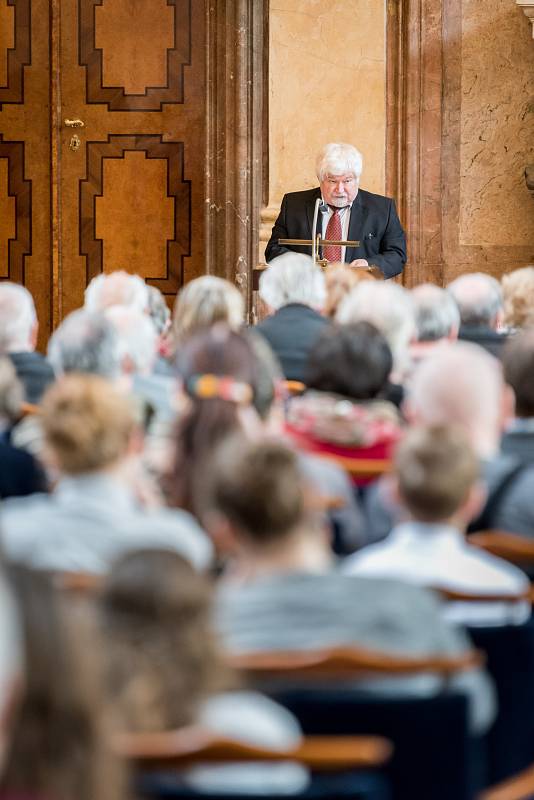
394;424;481;524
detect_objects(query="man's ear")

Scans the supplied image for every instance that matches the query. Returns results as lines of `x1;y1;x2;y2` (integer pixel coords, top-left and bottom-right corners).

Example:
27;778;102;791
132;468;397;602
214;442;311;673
501;382;515;430
30;320;38;350
203;511;240;556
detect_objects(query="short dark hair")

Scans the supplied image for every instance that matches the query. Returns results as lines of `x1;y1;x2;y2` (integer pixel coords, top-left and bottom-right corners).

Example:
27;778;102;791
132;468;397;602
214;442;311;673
395;425;478;522
305;322;393;399
503;329;534;417
207;437;305;545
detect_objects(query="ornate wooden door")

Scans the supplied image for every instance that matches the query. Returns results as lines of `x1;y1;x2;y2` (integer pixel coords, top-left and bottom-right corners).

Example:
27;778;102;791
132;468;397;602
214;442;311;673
0;1;263;345
57;0;206;318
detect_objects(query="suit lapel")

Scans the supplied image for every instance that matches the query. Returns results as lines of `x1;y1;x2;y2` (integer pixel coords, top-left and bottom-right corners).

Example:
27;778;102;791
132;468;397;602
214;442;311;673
346;192;369;263
305;188;322;238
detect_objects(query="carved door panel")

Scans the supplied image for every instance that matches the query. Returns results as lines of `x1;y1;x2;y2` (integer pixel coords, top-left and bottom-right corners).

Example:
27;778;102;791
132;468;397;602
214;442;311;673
0;0;52;348
58;0;206;317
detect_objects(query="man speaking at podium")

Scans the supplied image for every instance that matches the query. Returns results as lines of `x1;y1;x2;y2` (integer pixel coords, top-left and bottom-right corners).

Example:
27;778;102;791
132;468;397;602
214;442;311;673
265;142;406;279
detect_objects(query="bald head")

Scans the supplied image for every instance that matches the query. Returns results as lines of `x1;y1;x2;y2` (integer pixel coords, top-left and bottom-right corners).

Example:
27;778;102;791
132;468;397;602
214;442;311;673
406;341;504;458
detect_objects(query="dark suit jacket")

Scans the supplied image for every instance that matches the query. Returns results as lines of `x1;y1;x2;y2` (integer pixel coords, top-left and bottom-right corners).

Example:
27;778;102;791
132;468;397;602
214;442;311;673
265;187;407;279
0;439;47;500
254;303;330;383
8;351;55;404
458;326;509;360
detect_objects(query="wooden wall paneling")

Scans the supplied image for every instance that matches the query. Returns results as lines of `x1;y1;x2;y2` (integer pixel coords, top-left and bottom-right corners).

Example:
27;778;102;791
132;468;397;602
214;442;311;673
0;0;52;348
57;0;206;317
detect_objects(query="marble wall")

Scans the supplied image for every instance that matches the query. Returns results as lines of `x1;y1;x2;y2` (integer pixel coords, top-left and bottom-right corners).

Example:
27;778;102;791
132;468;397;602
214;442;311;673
261;0;387;260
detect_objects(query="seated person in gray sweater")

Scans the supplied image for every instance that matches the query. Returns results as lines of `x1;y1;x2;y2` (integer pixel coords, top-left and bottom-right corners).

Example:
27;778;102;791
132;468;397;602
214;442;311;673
203;437;495;734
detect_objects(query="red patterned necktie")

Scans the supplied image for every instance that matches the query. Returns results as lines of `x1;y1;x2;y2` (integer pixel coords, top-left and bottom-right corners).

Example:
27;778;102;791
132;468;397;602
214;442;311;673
323;208;342;263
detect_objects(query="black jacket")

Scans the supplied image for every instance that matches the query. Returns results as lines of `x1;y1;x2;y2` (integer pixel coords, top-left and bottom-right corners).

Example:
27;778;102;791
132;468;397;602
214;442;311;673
254;304;330;383
265;187;406;279
8;351;55;404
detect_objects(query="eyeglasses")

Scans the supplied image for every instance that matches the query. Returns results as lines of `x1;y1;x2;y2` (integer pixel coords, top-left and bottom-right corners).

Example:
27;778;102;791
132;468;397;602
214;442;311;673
324;176;357;186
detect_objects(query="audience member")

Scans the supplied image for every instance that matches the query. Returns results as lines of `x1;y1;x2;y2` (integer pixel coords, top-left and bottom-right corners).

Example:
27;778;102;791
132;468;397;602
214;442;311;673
0;283;54;403
285;322;402;485
206;437;494;734
410;283;460;364
146;285;173;369
255;253;329;383
47;309;121;379
447;272;508;358
501;265;534;331
99;549;307;795
344;425;529;626
0;571;22;777
1;375;212;573
0;359;46;499
336;280;416;405
323;263;376;319
172;275;244;349
84;270;148;314
167;326;261;517
502;329;534;462
1;565;125;800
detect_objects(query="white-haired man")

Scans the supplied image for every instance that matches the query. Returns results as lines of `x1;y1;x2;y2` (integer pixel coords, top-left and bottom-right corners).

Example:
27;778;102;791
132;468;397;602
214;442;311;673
255;252;330;383
265;142;406;279
84;270;149;314
447;272;507;359
410;283;460;364
0;283;54;403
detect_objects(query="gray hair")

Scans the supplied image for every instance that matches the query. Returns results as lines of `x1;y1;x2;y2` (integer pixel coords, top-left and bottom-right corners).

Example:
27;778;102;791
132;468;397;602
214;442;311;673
0;358;24;423
336;281;416;376
47;309;121;378
173;276;244;343
447;272;503;328
84;271;149;314
105;306;157;375
407;341;503;458
147;285;171;335
259;253;326;311
0;283;37;352
315;143;363;181
411;283;460;342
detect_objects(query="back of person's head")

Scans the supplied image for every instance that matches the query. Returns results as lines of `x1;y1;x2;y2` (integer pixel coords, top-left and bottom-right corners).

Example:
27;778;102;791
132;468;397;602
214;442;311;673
206;437;306;547
406;341;504;458
105;306;157;376
411;283;460;342
172;276;244;345
169;326;259;513
47;309;121;378
447;272;503;329
323;264;373;318
146;285;171;336
503;328;534;418
41;374;137;475
0;358;24;426
502;266;534;330
394;425;479;523
259;253;326;311
99;549;225;732
2;565;124;800
0;571;22;774
306;322;393;400
245;330;284;422
336;281;416;378
0;283;37;353
84;271;148;314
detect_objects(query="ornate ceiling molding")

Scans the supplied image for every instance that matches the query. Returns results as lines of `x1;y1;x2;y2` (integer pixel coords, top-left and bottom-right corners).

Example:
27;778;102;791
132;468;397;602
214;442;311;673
517;1;534;37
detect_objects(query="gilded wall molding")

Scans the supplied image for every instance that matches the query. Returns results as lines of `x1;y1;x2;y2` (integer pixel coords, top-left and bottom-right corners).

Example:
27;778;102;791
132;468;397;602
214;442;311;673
516;1;534;37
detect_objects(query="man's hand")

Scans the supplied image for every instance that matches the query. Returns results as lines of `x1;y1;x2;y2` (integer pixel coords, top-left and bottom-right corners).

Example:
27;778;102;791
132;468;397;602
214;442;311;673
350;258;369;268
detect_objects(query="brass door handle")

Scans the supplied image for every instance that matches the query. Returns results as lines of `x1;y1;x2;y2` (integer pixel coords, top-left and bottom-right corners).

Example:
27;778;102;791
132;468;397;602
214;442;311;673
64;118;85;128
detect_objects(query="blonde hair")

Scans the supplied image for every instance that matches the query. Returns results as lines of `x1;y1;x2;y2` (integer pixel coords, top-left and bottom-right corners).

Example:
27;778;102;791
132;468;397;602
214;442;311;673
323;264;375;318
395;425;479;522
502;266;534;329
173;276;244;344
41;375;136;474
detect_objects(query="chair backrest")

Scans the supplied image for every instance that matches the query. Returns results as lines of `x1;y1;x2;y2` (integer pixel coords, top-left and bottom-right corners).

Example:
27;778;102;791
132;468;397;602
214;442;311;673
317;454;392;481
468;618;534;787
469;530;534;567
229;646;485;800
117;727;393;800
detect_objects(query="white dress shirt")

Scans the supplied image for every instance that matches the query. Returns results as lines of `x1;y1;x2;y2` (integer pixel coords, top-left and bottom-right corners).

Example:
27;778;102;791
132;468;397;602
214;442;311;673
343;522;530;627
